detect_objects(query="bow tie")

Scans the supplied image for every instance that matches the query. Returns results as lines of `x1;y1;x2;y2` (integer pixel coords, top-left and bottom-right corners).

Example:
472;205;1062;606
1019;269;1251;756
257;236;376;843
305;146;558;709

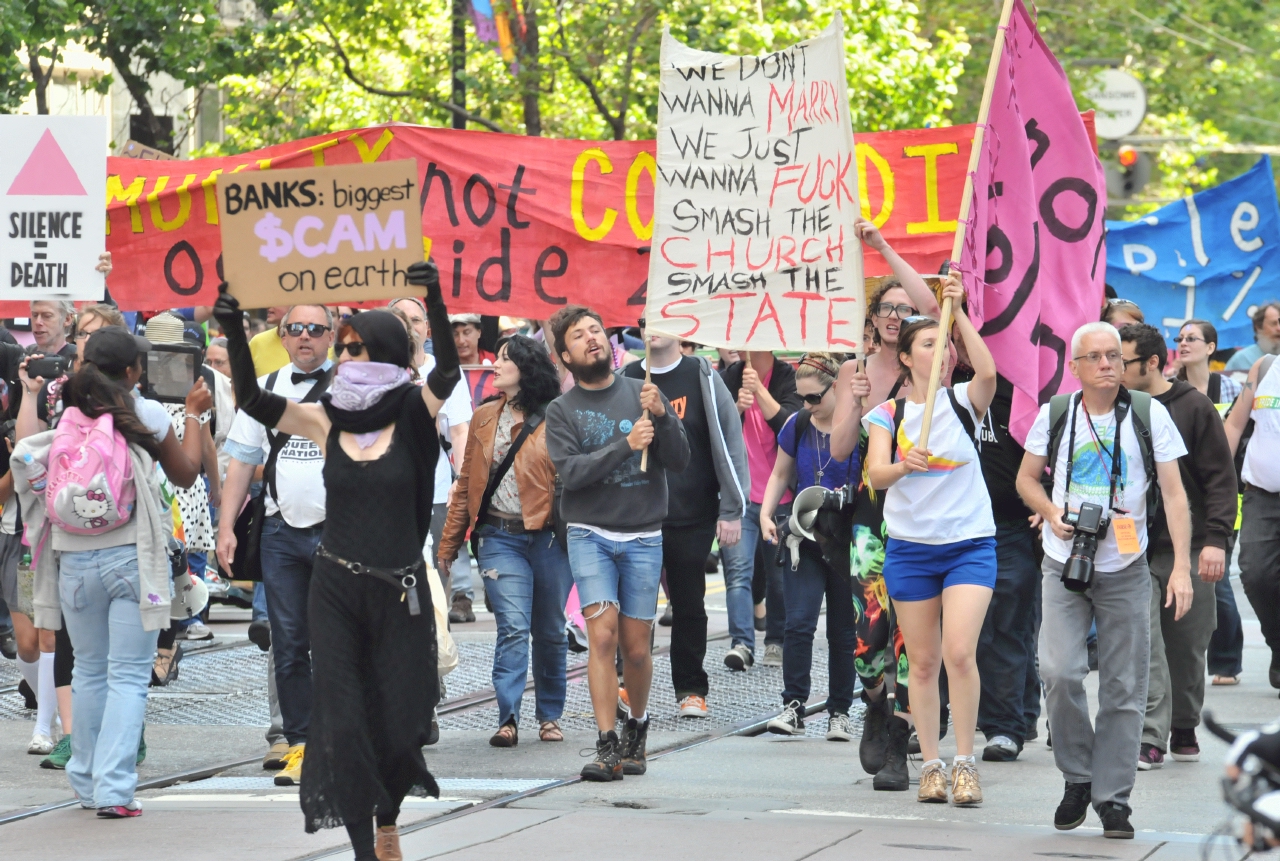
292;369;327;385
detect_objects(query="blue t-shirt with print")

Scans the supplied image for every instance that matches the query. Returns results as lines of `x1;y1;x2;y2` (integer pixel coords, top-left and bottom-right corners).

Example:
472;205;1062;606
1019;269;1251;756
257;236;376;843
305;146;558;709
777;411;855;492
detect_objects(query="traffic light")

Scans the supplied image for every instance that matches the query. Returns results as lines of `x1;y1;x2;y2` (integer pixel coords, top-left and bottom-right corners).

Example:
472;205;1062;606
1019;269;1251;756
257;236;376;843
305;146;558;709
1105;145;1152;202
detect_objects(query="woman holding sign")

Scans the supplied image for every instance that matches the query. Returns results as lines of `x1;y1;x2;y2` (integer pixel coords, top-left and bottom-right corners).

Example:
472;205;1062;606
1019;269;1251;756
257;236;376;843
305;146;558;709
212;261;457;861
863;273;997;808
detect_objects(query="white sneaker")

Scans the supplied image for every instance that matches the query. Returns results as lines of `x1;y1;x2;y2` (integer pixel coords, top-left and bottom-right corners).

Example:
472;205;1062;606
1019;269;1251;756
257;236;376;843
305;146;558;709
28;733;55;755
179;621;214;641
766;700;805;735
826;712;855;742
761;643;783;667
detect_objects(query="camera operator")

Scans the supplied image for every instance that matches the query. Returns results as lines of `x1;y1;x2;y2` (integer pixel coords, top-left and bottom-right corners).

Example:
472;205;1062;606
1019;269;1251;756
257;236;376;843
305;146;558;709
1016;321;1192;839
1120;324;1237;769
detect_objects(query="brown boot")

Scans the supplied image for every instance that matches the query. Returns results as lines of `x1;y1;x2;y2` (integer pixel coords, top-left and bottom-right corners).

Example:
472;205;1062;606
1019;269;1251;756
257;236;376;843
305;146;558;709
375;825;402;861
449;595;475;623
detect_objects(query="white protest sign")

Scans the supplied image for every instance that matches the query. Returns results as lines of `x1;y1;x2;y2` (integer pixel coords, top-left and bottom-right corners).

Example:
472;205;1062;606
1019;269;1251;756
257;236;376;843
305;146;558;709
645;16;864;353
0;116;107;301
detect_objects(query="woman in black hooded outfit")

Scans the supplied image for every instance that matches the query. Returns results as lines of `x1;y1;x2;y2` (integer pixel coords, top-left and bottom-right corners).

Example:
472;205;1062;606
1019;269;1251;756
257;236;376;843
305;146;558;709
213;261;457;861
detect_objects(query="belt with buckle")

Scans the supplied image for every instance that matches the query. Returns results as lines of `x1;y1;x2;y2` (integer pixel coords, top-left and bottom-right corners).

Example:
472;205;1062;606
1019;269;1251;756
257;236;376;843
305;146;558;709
482;514;527;534
314;544;424;615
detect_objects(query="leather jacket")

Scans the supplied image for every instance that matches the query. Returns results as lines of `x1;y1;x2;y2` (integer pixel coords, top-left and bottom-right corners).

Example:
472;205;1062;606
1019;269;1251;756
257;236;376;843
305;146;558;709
438;393;556;565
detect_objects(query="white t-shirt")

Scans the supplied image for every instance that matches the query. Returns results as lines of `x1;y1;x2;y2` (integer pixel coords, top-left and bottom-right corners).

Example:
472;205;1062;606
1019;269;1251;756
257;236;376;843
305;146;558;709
1024;393;1186;572
1243;358;1280;492
224;364;328;528
862;382;996;545
420;356;474;504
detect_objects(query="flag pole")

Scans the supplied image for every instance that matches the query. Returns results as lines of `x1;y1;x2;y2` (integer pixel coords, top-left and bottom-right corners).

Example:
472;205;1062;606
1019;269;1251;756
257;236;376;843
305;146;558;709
917;0;1016;450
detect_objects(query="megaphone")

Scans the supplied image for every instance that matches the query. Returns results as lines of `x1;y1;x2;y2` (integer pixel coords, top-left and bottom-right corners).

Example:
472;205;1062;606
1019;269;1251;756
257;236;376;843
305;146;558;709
171;572;209;620
788;486;830;542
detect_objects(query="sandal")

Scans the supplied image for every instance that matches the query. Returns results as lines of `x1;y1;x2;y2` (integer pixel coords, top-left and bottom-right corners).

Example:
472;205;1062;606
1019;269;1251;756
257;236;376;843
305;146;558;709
539;721;564;742
1212;675;1240;686
489;721;518;748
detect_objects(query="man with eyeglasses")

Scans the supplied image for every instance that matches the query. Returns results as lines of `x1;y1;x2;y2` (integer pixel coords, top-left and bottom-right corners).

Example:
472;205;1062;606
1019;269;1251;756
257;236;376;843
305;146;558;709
218;305;335;780
1120;323;1236;769
1016;321;1192;838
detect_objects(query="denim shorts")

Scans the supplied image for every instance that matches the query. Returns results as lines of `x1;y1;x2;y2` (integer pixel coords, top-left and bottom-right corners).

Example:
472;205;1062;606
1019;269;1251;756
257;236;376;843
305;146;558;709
884;536;997;602
565;527;663;621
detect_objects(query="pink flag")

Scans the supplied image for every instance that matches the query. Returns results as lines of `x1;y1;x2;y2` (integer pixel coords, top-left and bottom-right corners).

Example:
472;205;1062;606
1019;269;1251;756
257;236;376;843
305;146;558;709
960;0;1107;444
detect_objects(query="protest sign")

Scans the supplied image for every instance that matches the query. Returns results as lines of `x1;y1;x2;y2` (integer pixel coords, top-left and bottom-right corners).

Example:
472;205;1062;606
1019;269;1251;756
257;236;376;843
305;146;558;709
643;17;865;351
1106;155;1280;349
1;116;107;302
216;160;426;308
958;0;1107;445
105;122;987;319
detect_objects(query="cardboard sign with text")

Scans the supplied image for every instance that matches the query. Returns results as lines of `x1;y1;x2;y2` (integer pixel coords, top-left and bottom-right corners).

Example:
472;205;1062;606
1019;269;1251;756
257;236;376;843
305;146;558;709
216;159;426;308
645;16;865;352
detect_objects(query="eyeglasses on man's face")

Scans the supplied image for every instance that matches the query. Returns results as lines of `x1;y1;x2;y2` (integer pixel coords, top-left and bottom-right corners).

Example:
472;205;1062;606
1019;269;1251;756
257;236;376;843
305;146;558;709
871;302;919;319
1073;350;1123;366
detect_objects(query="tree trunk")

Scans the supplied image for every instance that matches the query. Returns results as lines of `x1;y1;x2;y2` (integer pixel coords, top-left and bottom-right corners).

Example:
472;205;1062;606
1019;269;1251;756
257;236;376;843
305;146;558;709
451;0;466;130
520;0;541;136
28;52;51;114
112;50;167;151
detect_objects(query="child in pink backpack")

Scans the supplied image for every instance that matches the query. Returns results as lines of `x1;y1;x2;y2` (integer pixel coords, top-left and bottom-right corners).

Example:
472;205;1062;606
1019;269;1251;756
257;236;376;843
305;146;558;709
13;328;209;819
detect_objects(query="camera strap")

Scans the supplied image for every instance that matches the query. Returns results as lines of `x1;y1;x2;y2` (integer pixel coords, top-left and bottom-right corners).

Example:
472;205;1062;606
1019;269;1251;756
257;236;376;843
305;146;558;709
1062;392;1129;514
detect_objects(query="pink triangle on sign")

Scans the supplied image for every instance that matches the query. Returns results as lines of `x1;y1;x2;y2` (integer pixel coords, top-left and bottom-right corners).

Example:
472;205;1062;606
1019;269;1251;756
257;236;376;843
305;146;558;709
8;129;88;196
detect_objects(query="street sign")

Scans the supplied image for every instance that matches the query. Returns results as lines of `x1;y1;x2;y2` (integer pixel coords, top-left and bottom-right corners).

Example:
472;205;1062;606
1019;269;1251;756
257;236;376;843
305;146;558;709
1084;69;1147;140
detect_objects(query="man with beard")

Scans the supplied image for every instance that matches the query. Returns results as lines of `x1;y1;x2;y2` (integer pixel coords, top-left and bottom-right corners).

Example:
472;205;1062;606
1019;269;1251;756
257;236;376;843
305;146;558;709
1226;301;1280;373
545;306;689;782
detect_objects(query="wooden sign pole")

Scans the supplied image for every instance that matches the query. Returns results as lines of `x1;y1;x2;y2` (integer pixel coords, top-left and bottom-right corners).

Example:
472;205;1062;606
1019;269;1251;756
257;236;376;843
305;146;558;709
917;0;1015;451
640;340;653;471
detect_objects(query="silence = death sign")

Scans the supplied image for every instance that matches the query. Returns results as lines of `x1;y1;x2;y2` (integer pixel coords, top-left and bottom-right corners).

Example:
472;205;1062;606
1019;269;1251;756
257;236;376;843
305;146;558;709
217;159;427;308
0;115;107;301
645;16;865;352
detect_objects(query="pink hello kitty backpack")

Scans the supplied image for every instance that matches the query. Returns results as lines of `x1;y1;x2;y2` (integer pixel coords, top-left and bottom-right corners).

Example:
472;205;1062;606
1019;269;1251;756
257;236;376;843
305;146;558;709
45;407;136;535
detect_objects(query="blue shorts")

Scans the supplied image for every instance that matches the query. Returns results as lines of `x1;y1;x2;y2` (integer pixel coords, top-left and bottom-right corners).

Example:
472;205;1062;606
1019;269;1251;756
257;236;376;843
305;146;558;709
883;537;997;602
565;527;664;621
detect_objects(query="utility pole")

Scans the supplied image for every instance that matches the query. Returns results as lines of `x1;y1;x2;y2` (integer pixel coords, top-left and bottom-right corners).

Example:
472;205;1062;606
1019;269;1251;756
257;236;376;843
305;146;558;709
451;0;466;129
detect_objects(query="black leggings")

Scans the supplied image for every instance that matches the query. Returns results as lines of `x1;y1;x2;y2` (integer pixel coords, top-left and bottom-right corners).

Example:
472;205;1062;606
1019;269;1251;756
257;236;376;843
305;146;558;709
664;521;718;699
346;812;399;860
54;624;74;688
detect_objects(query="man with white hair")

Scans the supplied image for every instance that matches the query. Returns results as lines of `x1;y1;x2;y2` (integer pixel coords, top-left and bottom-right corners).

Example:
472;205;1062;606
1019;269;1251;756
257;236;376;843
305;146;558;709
1016;321;1192;839
29;300;78;360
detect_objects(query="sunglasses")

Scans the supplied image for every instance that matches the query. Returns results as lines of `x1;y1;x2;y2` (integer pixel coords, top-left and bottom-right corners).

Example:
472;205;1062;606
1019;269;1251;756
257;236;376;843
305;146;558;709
871;302;919;319
801;383;832;406
1106;298;1139;307
334;341;366;357
1173;335;1205;345
283;323;330;338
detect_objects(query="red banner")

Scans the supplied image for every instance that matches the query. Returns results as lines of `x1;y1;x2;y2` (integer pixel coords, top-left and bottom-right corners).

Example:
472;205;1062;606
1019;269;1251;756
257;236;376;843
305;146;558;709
100;123;991;325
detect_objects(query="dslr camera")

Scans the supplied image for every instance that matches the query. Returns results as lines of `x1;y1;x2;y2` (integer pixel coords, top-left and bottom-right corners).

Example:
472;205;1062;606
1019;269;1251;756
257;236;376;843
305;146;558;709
1060;501;1108;592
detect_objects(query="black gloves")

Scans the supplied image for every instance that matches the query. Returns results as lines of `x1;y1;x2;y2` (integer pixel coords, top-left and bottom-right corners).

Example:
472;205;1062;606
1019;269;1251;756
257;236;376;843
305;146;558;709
214;283;286;429
406;260;442;305
412;259;460;400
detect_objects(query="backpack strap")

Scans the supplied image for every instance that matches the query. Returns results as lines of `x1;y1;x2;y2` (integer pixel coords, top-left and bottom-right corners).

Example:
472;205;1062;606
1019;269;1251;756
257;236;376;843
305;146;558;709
1042;393;1074;493
1260;353;1278;384
1126;389;1159;514
946;388;980;453
1207;372;1222;405
889;398;906;463
469;410;542;558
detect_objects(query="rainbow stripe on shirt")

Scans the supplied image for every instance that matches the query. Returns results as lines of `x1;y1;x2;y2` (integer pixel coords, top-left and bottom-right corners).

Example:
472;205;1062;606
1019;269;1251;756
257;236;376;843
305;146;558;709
867;401;970;478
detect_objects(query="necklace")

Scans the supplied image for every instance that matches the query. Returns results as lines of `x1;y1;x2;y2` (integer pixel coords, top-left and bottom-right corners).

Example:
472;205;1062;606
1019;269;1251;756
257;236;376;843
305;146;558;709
813;426;833;481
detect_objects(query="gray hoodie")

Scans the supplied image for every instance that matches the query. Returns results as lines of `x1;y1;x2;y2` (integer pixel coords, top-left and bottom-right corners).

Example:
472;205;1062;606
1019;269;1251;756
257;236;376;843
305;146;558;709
15;431;175;632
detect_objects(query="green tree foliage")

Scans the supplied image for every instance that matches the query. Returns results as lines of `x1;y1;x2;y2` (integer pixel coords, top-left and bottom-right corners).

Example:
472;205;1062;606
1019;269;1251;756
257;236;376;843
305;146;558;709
917;0;1280;200
206;0;969;152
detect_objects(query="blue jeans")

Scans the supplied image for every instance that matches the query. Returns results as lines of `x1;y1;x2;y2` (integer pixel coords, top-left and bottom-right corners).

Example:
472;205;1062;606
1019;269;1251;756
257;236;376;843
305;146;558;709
721;501;790;653
252;582;269;623
59;545;160;808
781;544;857;714
475;526;573;724
565;528;663;620
977;520;1043;743
260;515;323;745
1208;575;1244;677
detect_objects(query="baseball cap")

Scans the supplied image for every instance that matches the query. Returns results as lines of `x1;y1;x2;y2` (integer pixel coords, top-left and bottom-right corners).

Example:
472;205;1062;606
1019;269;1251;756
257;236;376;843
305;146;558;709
84;326;151;376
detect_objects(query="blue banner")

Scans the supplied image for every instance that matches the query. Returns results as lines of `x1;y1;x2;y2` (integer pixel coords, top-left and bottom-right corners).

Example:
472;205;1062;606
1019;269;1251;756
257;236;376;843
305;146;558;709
1105;155;1280;348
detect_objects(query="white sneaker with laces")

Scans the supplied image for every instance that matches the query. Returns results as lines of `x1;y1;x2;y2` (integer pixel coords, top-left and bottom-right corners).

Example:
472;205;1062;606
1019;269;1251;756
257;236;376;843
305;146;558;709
180;621;214;641
826;712;855;742
766;700;805;735
761;643;783;667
